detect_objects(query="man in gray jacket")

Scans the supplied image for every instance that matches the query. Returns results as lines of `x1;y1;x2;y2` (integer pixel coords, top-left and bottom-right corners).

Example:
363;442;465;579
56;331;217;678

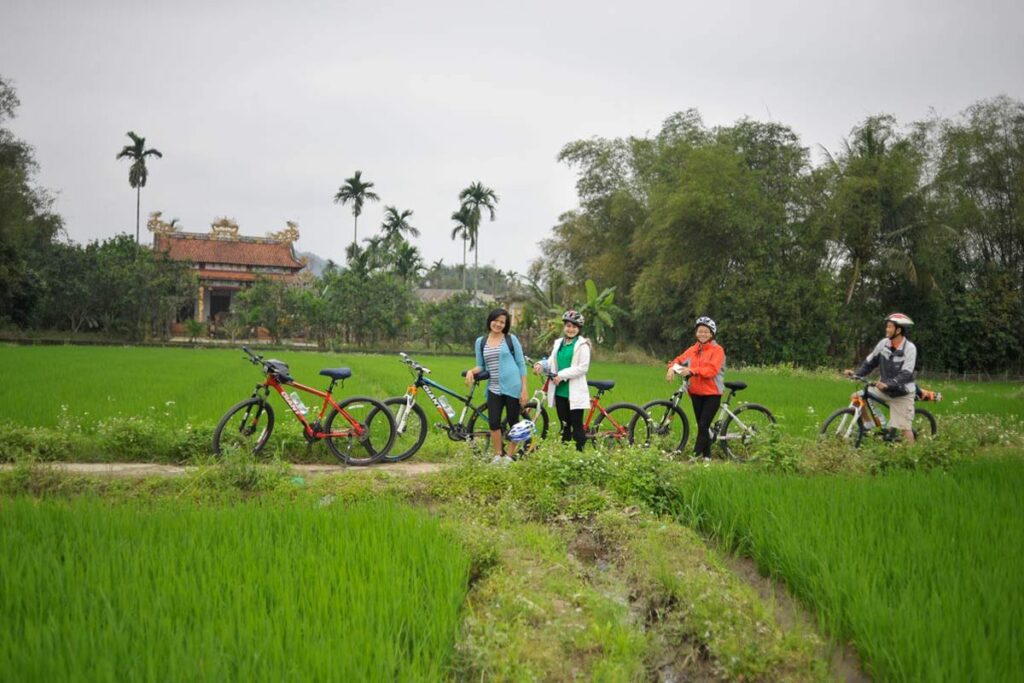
846;313;918;443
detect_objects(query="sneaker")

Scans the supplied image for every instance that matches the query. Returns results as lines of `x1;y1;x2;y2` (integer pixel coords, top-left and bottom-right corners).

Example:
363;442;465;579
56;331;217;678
489;455;504;466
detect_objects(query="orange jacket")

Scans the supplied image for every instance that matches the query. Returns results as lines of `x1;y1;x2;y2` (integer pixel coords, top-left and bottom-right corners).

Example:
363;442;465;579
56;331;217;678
667;341;726;396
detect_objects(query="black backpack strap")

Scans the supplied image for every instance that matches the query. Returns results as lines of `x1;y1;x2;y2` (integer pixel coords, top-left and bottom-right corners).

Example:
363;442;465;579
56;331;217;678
505;333;515;356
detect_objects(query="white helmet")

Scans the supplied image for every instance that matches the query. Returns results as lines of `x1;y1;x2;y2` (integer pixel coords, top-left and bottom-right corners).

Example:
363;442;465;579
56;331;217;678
694;316;717;336
507;420;536;442
884;313;914;332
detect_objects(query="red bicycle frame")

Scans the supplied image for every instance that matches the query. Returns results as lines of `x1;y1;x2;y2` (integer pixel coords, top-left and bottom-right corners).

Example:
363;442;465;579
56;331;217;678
262;374;366;439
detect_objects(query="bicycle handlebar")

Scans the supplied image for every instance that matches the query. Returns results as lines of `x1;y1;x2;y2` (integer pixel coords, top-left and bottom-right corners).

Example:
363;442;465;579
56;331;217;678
398;352;430;375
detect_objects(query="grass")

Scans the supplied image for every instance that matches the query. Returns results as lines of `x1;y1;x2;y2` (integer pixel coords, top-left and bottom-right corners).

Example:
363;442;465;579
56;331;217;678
2;343;1020;463
674;456;1024;682
0;496;470;681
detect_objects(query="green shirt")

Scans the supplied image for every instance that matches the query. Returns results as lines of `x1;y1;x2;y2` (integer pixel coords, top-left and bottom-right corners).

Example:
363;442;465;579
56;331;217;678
555;336;578;398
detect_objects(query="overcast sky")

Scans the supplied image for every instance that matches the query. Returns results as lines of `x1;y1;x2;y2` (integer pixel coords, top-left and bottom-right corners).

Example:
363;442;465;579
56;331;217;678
3;0;1022;276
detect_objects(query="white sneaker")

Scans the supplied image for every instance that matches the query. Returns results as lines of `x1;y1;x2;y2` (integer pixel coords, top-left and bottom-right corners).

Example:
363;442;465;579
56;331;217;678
489;455;506;466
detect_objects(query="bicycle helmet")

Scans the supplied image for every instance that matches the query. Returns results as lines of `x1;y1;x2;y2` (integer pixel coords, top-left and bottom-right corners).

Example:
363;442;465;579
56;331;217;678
562;310;585;327
694;316;717;336
884;313;914;334
507;419;536;442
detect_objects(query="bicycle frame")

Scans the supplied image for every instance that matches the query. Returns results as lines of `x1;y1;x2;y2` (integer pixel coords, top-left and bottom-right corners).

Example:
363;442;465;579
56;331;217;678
256;375;366;439
395;354;486;435
665;379;744;442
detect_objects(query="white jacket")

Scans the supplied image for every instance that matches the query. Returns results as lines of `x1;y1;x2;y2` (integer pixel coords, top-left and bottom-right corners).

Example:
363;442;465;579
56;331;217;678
540;336;592;410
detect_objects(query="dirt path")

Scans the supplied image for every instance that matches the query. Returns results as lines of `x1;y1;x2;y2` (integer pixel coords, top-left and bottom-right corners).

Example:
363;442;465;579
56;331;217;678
0;462;450;478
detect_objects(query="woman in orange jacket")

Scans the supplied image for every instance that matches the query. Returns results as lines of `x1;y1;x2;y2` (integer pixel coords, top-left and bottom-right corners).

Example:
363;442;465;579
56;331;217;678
665;316;725;460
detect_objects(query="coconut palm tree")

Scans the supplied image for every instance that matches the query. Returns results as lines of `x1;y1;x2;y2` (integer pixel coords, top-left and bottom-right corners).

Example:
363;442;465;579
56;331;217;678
450;205;475;290
380;206;419;247
458;182;499;292
116;131;162;243
333;170;380;247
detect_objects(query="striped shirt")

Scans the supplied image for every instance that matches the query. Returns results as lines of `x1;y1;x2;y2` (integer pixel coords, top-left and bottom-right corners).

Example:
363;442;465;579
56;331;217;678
483;342;502;394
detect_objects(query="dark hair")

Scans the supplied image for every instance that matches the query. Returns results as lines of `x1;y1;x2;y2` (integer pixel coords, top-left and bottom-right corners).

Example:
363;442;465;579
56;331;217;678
485;308;511;334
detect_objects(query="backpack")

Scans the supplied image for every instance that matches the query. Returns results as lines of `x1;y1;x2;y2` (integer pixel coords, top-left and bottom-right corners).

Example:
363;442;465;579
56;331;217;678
478;334;516;360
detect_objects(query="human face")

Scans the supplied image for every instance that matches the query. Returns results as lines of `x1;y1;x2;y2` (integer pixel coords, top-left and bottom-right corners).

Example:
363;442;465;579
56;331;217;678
564;322;580;338
695;325;713;343
490;315;507;334
885;321;898;339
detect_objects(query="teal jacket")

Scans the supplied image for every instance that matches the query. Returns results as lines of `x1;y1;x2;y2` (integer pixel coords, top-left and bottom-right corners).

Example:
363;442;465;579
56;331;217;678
474;334;527;397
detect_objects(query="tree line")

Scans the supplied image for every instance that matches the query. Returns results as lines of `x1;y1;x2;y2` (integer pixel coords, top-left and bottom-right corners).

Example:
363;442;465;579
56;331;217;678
532;97;1024;372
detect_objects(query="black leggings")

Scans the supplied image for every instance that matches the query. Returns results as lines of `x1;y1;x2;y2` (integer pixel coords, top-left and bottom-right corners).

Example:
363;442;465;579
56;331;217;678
555;395;586;451
486;391;521;431
690;394;722;459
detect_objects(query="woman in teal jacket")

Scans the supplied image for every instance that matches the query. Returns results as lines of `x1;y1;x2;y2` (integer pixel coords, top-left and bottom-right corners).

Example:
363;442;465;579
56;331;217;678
465;308;527;464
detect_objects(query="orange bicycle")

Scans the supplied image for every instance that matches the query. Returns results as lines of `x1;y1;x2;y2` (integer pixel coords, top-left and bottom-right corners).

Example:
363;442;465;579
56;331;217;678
211;346;396;465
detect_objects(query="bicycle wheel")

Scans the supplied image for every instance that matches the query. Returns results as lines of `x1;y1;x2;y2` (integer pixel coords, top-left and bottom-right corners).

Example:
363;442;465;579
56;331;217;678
212;398;275;456
819;407;862;444
640;400;690;455
324;396;396;466
590;403;651;450
719;403;776;461
912;408;937;439
380;397;428;463
520;399;550;439
464;403;495;456
515;399;549;456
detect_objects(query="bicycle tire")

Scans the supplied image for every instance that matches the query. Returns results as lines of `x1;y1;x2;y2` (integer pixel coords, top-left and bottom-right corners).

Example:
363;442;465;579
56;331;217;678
212;397;275;456
514;399;549;457
912;408;937;439
463;403;494;456
719;403;776;461
591;402;651;450
819;407;862;444
380;397;428;463
324;396;396;466
640;399;690;455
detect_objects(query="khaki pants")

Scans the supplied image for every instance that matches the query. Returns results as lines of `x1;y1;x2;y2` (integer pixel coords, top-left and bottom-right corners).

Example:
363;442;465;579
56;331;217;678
866;387;915;431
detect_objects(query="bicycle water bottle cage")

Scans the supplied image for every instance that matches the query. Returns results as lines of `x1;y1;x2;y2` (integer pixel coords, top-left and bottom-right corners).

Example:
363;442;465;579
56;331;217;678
266;360;293;383
587;380;615;391
461;370;491;383
724;381;747;392
319;368;352;380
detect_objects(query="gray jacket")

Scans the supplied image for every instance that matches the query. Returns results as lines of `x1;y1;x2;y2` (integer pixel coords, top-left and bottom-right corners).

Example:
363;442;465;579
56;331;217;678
856;337;917;397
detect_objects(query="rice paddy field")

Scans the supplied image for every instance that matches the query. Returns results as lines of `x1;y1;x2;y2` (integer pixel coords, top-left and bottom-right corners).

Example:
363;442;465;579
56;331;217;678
675;457;1024;682
0;344;1019;457
3;343;1023;681
0;497;470;681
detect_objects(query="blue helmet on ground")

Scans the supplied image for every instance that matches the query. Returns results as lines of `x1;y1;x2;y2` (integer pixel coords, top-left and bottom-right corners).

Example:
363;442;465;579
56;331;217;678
507;419;536;442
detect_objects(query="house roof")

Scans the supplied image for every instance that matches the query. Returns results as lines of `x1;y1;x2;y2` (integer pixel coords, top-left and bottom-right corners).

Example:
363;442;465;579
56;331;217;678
154;232;305;269
415;288;497;305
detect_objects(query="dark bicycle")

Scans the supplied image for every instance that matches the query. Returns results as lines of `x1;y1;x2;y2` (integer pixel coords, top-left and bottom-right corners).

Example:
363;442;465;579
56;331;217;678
380;353;494;462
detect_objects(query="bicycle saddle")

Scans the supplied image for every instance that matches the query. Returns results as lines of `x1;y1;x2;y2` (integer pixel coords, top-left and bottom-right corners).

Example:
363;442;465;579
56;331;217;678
460;370;491;383
319;368;352;380
588;380;615;391
725;381;747;391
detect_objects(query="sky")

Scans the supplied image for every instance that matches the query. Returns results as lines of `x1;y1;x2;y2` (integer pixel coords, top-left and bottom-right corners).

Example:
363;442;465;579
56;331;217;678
2;0;1023;276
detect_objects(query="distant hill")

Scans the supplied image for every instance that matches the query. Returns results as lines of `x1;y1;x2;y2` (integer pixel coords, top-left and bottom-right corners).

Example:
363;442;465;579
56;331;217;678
297;251;332;277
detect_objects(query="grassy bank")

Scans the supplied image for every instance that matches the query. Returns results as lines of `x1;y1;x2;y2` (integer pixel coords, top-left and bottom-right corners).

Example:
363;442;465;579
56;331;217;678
675;456;1024;682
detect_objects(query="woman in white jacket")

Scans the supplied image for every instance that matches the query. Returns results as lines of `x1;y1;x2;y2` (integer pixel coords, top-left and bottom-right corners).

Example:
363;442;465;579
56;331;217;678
533;310;591;451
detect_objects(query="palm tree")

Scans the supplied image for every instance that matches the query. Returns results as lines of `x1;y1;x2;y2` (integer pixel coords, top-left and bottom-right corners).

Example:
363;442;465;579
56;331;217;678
458;182;499;292
450;205;475;290
393;240;425;282
116;131;162;243
333;170;380;247
380;206;419;246
362;235;388;271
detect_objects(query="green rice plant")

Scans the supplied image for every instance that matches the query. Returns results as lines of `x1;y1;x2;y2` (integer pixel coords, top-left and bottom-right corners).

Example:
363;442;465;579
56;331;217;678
0;497;470;681
1;345;1020;461
674;458;1024;682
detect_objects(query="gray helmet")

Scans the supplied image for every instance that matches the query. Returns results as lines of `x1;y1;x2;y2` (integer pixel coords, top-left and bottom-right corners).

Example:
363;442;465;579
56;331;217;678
695;316;717;336
562;310;585;327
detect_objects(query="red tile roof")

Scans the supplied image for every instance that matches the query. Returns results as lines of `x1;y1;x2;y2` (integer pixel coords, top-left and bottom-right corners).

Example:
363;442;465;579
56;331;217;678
154;232;305;269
